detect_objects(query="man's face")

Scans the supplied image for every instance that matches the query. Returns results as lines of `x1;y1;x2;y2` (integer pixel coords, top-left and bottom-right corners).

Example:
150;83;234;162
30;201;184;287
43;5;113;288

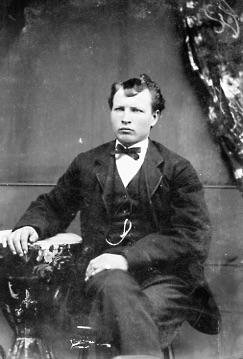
110;88;159;146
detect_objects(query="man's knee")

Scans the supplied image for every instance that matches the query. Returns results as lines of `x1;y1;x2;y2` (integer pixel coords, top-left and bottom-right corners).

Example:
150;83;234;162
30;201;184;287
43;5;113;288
142;278;192;327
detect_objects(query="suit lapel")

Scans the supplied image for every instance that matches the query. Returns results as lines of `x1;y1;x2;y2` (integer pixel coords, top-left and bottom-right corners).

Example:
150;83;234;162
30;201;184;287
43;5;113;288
94;141;116;216
144;139;164;199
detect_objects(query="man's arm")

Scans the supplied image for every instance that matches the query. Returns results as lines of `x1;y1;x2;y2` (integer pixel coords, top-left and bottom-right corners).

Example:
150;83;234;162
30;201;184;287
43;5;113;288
6;155;82;256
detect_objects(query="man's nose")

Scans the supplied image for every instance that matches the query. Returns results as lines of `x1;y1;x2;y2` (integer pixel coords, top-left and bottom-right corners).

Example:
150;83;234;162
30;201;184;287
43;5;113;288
121;109;131;124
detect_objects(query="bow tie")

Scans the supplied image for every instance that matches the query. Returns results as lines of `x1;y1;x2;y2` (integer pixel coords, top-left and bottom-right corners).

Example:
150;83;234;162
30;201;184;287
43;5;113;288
114;144;141;160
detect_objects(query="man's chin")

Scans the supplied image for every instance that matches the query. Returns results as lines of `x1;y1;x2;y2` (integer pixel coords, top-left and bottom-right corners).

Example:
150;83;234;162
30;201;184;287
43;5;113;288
116;135;137;147
118;140;136;147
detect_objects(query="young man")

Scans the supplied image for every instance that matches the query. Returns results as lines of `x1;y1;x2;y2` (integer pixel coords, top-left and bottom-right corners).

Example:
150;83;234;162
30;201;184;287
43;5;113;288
3;74;220;358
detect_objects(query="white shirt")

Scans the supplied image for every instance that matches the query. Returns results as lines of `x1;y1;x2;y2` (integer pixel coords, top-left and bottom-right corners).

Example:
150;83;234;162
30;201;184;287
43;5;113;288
115;138;149;188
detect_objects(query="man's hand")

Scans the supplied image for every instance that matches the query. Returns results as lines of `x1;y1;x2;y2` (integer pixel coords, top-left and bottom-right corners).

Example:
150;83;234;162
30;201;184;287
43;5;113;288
85;253;128;281
1;226;39;256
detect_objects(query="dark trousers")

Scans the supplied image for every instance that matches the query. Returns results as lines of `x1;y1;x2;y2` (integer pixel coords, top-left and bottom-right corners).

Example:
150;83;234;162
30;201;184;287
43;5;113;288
85;269;192;357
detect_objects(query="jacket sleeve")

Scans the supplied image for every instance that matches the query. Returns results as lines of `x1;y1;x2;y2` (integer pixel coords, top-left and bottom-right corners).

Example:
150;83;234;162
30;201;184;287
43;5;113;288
13;156;82;239
116;160;211;274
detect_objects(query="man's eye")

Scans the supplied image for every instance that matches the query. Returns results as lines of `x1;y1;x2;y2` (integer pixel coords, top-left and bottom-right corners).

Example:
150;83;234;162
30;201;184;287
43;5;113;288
114;107;124;111
131;108;143;113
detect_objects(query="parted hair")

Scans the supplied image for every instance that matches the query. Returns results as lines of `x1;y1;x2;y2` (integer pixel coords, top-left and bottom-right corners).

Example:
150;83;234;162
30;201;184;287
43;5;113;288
108;74;165;113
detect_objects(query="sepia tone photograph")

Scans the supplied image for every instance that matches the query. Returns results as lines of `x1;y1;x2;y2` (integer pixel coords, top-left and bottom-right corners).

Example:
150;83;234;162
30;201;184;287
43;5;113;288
0;1;242;358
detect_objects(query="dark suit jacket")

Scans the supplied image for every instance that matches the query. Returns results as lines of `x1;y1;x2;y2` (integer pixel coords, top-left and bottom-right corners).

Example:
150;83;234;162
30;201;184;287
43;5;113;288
14;139;221;334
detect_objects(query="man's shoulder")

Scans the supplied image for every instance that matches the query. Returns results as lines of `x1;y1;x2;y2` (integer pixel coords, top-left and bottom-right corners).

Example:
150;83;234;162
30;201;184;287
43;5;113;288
73;140;115;163
151;140;203;188
150;140;202;188
150;139;191;166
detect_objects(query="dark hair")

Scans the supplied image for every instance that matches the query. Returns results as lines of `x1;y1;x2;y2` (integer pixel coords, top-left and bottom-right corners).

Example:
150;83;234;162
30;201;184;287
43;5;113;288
108;74;165;113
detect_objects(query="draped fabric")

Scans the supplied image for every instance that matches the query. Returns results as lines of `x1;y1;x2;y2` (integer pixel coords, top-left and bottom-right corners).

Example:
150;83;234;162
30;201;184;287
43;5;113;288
178;0;243;192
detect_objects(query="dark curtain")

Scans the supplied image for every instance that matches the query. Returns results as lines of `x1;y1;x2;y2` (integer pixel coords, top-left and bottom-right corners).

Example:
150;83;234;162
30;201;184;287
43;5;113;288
179;0;243;193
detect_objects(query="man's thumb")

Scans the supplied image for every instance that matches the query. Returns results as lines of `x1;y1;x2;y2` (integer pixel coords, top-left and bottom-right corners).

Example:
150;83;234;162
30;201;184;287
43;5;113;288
29;229;39;243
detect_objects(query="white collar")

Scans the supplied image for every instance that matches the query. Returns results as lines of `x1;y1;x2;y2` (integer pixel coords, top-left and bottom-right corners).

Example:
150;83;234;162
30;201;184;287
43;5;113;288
114;138;148;187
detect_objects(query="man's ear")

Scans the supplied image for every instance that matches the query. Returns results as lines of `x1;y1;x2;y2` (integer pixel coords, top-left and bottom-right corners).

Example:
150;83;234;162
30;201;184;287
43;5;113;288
151;110;160;127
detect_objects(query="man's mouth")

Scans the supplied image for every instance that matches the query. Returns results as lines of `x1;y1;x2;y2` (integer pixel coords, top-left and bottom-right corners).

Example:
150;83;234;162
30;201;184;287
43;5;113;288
119;128;133;133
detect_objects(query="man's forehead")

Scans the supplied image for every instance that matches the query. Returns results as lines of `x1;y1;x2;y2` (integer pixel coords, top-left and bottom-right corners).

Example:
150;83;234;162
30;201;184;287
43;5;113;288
113;87;152;105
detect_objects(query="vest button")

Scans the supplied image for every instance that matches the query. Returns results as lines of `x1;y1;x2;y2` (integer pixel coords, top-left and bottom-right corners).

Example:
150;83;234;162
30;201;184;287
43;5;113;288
122;194;127;199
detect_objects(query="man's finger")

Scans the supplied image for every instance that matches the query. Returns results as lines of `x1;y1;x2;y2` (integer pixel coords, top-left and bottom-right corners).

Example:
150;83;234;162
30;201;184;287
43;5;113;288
11;231;24;256
7;235;17;255
20;230;30;254
1;235;7;248
85;262;95;281
91;267;106;277
85;265;110;282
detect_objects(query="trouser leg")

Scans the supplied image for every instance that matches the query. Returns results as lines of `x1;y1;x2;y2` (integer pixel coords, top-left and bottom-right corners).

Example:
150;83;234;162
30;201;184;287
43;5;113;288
142;276;192;349
85;269;162;357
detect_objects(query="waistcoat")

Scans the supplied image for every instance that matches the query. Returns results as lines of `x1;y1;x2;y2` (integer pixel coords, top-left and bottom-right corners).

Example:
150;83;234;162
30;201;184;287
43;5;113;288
105;163;155;247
